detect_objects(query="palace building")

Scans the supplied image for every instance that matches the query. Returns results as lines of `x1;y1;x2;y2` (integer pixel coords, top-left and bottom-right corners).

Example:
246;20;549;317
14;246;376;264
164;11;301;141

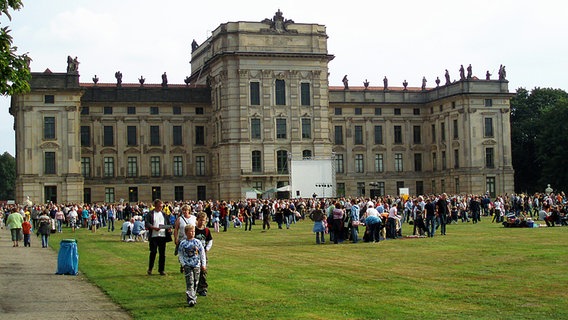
10;10;514;204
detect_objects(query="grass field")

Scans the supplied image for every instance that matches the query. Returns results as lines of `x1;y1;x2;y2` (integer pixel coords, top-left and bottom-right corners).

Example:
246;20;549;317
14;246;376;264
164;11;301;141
50;219;568;320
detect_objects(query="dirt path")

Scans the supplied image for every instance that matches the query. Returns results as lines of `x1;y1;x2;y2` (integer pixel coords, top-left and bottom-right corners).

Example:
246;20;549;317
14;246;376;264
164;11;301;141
0;228;132;320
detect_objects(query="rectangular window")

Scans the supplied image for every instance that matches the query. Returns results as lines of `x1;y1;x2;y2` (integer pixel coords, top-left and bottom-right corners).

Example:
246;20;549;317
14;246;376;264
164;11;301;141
413;125;421;144
485;99;493;107
486;147;495;168
251;119;261;139
276;119;287;139
375;182;385;197
455;177;460;194
454;149;460;169
375;108;382;116
375;154;384;173
174;186;184;202
301;118;311;139
355;107;362;115
197;186;206;201
441;122;446;141
150;156;161;177
150;106;159;115
394;125;402;144
105;188;115;203
357;182;366;197
128;187;138;203
195;126;205;145
432;152;437;171
196;107;204;115
250;82;260;105
484;118;494;137
81;106;89;115
453;119;459;139
335;108;342;115
396;181;405;191
442;151;447;170
127;106;136;114
127;126;137;146
276;150;288;174
253;181;263;191
334;126;343;145
441;179;446;192
395;153;403;172
196;156;205;176
103;126;114;147
416;181;424;196
252;151;262;172
173;156;183;177
431;124;436;143
173;106;181;115
84;188;91;204
150;126;160;146
44;117;56;140
413;108;420;115
414;153;422;172
394;108;401;115
151;186;161;201
354;125;363;145
173;126;182;146
355;154;364;173
127;157;138;177
80;126;91;147
335;154;344;173
275;79;286;105
432;180;436;195
300;82;310;106
44;95;54;104
44;152;56;174
104;106;112;115
103;157;114;177
374;125;383;144
81;157;91;178
336;183;345;197
452;101;456;109
486;177;496;198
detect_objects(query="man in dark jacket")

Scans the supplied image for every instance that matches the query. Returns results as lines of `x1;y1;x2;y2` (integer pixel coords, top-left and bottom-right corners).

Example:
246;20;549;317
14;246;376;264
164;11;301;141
144;199;171;276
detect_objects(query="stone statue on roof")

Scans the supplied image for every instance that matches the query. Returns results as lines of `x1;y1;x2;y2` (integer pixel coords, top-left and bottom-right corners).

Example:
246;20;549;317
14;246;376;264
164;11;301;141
262;9;294;33
115;71;122;87
161;72;168;87
67;56;79;74
342;75;349;90
383;76;388;90
191;40;198;53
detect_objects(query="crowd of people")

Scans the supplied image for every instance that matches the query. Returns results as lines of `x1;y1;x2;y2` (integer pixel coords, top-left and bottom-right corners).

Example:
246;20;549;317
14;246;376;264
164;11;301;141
2;191;567;307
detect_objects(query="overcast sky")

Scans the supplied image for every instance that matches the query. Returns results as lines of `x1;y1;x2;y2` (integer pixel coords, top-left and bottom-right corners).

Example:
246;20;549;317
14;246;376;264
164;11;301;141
1;0;566;155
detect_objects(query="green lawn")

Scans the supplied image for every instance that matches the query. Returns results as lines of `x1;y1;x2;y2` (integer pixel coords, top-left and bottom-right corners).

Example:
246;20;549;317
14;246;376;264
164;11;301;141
50;219;568;320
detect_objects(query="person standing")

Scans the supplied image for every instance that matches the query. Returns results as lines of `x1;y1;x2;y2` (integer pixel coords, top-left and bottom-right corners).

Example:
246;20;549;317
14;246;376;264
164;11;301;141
424;198;436;237
387;203;401;239
22;216;32;247
6;208;24;247
349;199;360;243
178;224;207;307
309;204;326;244
144;199;171;276
436;193;450;236
331;203;345;244
107;204;115;232
55;207;65;233
261;200;271;230
174;204;197;257
194;212;213;296
38;210;51;248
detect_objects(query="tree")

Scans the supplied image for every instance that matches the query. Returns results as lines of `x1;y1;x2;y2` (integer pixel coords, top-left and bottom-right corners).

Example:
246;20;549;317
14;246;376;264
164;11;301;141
0;0;31;96
510;87;568;193
0;151;15;200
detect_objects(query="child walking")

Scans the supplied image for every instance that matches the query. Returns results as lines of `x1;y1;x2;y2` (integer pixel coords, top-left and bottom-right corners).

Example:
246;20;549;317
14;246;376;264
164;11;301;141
195;212;213;296
178;224;207;307
22;216;32;247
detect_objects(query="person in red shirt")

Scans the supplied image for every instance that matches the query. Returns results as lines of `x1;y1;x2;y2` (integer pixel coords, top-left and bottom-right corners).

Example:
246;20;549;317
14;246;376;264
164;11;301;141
22;216;32;247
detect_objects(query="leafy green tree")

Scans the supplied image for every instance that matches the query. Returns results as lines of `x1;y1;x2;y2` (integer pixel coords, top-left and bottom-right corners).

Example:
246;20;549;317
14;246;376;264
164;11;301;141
0;0;30;95
511;87;568;193
0;151;15;200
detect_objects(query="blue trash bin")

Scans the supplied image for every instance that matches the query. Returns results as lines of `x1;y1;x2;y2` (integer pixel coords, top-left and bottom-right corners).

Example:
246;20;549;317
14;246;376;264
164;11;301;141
56;239;79;275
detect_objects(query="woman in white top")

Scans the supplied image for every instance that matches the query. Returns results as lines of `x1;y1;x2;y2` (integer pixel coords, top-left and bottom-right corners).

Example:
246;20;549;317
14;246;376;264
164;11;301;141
174;204;197;255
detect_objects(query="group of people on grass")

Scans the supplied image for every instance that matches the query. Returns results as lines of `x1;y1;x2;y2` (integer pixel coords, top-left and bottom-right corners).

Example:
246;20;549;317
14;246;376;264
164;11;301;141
3;190;567;307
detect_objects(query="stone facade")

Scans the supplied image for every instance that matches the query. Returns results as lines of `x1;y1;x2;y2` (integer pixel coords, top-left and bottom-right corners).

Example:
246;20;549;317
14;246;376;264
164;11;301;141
10;11;514;203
